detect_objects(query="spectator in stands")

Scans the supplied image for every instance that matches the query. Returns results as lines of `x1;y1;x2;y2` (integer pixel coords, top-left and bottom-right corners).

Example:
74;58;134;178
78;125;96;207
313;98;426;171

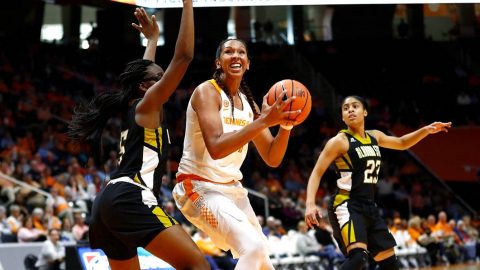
296;221;335;270
0;205;14;242
407;216;423;243
6;204;22;236
263;216;281;238
172;37;298;270
59;217;75;243
43;205;61;231
455;219;478;262
46;186;71;224
67;5;208;270
32;207;46;232
426;214;437;232
433;211;450;237
461;215;479;243
17;216;46;243
71;211;88;242
20;174;45;209
35;228;65;270
305;95;451;270
296;221;320;253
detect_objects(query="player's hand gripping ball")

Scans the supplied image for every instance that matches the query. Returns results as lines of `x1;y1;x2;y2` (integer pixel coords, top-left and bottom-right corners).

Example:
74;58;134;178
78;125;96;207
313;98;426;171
267;79;312;126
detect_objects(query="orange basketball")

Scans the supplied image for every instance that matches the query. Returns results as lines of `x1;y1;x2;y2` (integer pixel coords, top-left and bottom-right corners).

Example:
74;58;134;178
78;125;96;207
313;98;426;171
267;79;312;126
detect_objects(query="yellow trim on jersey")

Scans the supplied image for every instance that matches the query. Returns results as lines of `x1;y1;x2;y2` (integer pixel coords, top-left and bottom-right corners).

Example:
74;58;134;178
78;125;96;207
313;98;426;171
343;153;353;168
152;206;178;227
335;154;353;170
133;174;142;184
341;221;356;245
340;129;371;145
144;128;162;150
333;192;350;208
208;79;223;94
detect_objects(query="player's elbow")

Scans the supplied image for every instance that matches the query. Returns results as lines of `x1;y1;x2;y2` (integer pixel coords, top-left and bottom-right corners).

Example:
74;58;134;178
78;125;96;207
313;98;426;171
209;151;223;160
264;159;281;168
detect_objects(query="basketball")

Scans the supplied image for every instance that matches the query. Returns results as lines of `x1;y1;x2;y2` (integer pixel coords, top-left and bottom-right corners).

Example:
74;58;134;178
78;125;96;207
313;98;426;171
267;79;312;126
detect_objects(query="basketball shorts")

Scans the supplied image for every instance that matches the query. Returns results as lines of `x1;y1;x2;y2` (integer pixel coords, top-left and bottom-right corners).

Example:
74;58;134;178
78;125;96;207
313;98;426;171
172;178;268;258
328;190;396;257
89;177;178;260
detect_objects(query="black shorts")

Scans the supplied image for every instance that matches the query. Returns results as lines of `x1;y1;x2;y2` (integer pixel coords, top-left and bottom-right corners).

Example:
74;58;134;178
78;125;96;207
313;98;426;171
328;191;396;257
89;180;178;260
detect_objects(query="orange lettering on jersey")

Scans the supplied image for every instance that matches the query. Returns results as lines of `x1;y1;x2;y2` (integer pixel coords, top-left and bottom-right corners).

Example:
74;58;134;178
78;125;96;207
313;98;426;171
223;117;250;126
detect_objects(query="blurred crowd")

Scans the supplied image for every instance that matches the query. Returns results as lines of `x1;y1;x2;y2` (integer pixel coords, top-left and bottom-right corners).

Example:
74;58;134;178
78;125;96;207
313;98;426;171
0;40;479;268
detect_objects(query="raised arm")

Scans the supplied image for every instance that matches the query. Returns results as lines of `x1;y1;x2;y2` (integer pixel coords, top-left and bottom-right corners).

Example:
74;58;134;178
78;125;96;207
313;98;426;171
305;134;348;228
192;83;297;160
371;121;451;150
131;7;159;61
135;0;194;127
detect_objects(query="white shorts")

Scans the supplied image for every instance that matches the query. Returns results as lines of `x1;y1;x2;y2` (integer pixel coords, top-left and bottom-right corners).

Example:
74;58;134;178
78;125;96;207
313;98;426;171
173;179;268;258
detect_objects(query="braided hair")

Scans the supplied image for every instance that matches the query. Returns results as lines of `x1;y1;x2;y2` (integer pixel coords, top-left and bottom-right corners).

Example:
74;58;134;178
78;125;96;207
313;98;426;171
67;59;154;143
213;38;260;120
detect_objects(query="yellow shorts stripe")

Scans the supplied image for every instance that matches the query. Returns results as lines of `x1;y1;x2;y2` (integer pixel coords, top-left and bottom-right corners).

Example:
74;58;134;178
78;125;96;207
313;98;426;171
152;206;178;227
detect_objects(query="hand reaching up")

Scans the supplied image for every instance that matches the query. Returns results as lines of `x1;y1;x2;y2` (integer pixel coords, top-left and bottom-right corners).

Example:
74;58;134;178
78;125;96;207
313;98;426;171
132;7;159;41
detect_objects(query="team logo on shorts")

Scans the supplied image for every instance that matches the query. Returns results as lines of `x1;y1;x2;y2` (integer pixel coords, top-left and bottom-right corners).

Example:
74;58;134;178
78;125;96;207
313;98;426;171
192;196;218;228
193;195;206;209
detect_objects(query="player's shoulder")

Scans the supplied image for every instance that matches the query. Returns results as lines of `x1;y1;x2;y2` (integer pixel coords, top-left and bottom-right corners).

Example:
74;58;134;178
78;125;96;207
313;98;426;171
195;80;221;96
191;80;222;108
326;132;349;151
366;129;382;142
333;130;349;142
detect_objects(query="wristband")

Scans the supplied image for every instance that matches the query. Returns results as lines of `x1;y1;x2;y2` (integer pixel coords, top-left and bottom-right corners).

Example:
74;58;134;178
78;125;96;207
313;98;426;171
280;124;293;130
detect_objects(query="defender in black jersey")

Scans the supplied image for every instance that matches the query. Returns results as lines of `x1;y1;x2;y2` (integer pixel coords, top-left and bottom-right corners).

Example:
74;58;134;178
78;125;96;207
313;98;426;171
67;5;208;270
305;96;451;270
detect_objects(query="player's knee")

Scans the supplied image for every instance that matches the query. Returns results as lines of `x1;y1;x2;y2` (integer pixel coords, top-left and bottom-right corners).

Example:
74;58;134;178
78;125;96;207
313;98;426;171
339;248;369;270
241;238;269;259
377;255;400;270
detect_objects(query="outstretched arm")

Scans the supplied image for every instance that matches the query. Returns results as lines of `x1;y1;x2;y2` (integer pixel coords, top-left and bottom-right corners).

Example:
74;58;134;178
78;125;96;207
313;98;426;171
371;121;452;150
135;0;194;128
132;7;159;61
305;134;347;229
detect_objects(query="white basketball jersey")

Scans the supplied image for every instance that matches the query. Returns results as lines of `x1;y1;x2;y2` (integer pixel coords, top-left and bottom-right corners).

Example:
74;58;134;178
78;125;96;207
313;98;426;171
177;80;254;183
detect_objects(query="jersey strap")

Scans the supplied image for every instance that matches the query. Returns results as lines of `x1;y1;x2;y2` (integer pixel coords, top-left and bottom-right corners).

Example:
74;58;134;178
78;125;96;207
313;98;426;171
208;79;223;93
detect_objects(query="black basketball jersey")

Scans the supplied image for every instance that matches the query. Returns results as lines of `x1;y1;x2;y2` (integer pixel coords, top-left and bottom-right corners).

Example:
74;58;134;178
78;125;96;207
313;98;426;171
111;99;170;197
333;130;381;202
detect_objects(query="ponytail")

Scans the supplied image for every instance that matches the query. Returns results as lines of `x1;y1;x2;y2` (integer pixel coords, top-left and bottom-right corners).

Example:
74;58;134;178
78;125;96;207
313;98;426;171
67;59;154;143
67;91;123;142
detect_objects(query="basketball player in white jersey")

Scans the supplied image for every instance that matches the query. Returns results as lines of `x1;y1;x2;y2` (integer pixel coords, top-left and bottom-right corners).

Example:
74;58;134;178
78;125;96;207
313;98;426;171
173;38;300;270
